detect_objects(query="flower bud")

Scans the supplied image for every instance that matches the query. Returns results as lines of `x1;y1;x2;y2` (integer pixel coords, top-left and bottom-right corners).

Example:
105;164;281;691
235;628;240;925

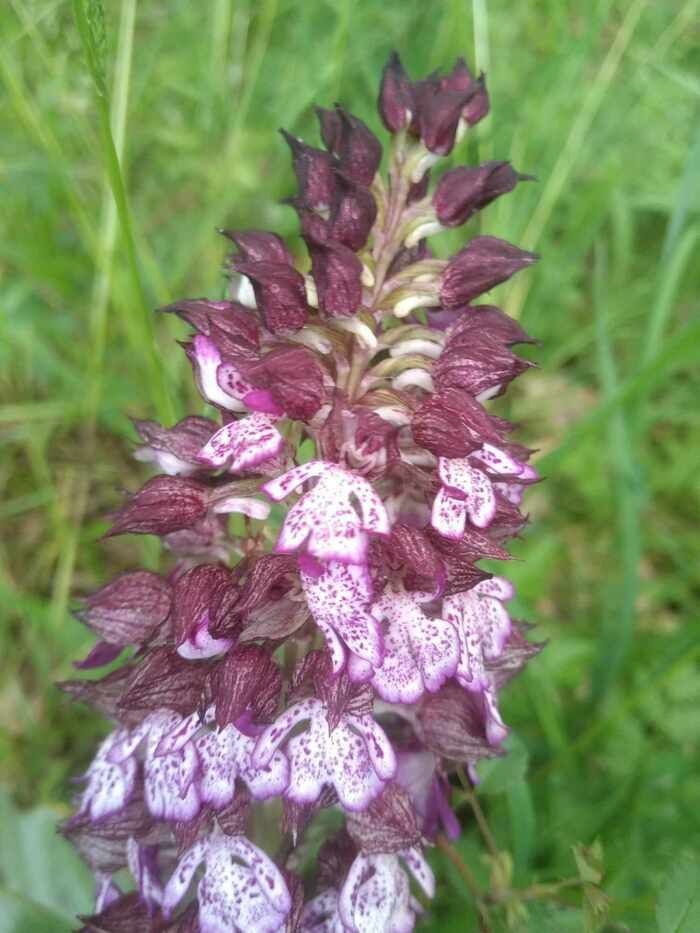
77;571;172;647
280;129;337;212
316;104;382;186
229;258;309;333
411;387;503;458
441;235;538;307
220;228;294;265
305;236;363;318
434;162;527;227
104;476;210;538
329;172;378;250
158;298;260;350
378;51;414;132
244;346;326;421
413;75;474;156
132;415;218;475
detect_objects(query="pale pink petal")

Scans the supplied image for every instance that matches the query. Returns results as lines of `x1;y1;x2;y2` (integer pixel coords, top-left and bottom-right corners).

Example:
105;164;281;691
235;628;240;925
235;732;290;800
339;854;408;933
284;716;328;805
472;442;522;476
327;723;386;811
262;461;331;501
229;837;292;914
195;727;238;809
154;711;202;756
275;498;313;553
252;698;321;768
80;734;137;821
370;619;425;704
431;487;467;539
348;475;391;536
462;465;496;528
437;456;472;493
349;714;397;781
144;741;200;821
483;686;508;745
127;838;163;908
191;336;247;411
211;495;270;519
162;839;208;916
475;576;515;601
402;847;435;898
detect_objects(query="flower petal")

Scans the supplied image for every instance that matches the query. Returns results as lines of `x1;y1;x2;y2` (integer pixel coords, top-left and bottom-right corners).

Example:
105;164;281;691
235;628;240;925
162;839;208;916
197;414;284;472
253;698;321;768
262;461;331;501
431;487;467;540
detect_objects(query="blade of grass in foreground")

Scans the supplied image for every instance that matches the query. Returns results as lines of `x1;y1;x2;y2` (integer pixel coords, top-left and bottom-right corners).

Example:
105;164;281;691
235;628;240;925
72;0;174;424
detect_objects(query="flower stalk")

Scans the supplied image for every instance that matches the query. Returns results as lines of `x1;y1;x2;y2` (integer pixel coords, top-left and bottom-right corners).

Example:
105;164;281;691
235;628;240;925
64;52;547;932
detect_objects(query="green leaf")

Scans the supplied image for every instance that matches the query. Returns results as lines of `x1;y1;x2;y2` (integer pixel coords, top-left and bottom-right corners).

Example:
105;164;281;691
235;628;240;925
0;789;93;932
475;733;529;795
656;856;700;933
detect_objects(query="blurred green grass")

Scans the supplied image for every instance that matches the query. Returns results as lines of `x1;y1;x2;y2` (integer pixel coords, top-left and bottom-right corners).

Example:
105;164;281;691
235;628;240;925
1;0;699;929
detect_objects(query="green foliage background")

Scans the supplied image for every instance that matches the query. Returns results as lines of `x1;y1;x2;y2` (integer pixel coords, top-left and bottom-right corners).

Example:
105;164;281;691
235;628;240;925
1;0;699;929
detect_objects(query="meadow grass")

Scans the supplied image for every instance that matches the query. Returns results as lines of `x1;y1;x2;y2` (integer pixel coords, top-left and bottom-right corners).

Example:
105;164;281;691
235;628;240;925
1;0;699;929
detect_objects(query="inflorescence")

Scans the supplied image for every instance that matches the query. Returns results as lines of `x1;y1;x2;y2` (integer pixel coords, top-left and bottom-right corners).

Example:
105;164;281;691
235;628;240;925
64;52;543;932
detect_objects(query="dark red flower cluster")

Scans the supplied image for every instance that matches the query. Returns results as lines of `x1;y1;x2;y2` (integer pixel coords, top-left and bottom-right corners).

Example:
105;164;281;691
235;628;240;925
65;52;543;932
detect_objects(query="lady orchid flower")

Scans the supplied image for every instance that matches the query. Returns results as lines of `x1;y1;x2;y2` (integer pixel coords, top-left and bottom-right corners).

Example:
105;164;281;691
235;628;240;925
65;52;545;932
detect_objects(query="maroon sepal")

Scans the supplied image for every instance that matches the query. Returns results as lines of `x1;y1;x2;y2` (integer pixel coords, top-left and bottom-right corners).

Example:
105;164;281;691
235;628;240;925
118;648;210;716
317;829;358;889
221;228;294;265
329;172;377;251
78;892;158;933
217;784;252;836
73;641;123;670
104;476;210;539
377;51;414;133
280;130;337;211
282;786;339;845
59;666;135;723
346;782;422;854
210;645;281;727
63;793;154;873
230;258;309;334
434;162;528;227
411;387;506;458
158;298;260;350
243;346;325;422
291;650;373;730
382;524;445;594
316;105;382;186
77;570;172;647
487;621;545;688
132;416;219;467
171;563;238;648
417;682;503;763
441;236;538;308
306;236;363;318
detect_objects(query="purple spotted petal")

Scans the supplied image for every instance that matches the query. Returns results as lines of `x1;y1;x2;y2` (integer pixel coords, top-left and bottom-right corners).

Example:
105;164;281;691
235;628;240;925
162;839;208;916
339;853;413;933
79;730;137;821
197;413;284;473
195;727;239;809
438;457;496;529
370;592;459;703
443;580;512;691
265;462;390;563
302;561;383;670
431;487;467;540
144;725;200;821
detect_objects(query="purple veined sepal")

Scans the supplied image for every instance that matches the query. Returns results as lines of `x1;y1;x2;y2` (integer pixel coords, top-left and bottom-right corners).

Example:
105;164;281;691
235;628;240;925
369;589;460;704
252;697;396;812
162;829;292;931
132;415;220;476
316;104;383;187
196;412;285;474
263;460;391;564
440;235;538;308
300;558;383;674
431;447;538;538
433;161;531;228
336;848;435;932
